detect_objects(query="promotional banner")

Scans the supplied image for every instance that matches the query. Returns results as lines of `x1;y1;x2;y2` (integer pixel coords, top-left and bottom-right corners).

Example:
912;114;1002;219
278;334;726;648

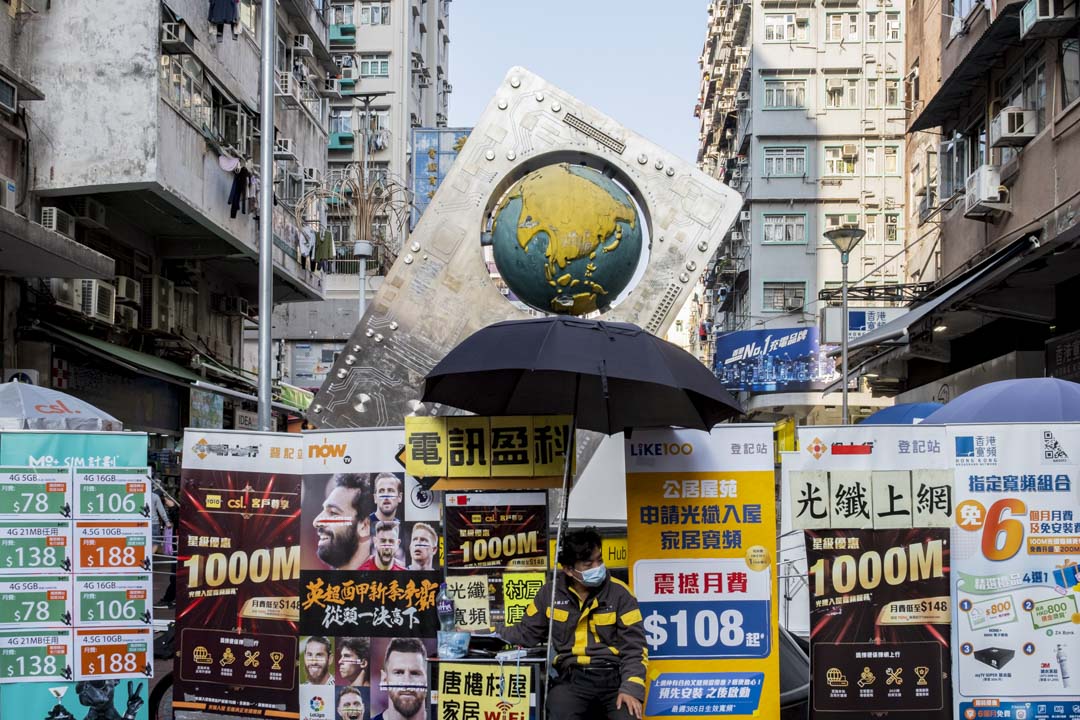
175;430;302;720
626;426;778;719
300;570;440;636
0;466;71;519
435;661;532;720
444;492;547;570
411;127;471;228
950;423;1080;720
713;327;839;393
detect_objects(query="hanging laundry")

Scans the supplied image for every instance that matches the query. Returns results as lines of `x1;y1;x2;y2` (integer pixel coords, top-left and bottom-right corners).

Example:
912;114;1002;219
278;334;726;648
218;154;241;173
208;0;240;40
229;166;251;219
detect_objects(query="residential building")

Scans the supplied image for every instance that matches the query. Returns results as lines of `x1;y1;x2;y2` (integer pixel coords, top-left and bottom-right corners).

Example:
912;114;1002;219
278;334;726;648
847;0;1080;401
696;0;900;422
1;0;332;440
256;0;452;391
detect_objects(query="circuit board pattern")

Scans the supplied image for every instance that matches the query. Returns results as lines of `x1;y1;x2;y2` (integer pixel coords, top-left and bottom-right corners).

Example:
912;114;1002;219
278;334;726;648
309;66;742;429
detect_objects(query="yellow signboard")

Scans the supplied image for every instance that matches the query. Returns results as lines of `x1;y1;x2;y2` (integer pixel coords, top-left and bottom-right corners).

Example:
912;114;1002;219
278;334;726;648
436;662;532;720
405;415;574;479
502;572;546;626
548;536;628;570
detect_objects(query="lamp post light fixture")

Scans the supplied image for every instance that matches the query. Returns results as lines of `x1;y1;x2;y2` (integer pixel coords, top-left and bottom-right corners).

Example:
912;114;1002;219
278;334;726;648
824;225;866;425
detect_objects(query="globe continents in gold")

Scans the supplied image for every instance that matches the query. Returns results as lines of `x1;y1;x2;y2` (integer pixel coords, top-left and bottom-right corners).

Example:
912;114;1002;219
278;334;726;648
491;163;644;315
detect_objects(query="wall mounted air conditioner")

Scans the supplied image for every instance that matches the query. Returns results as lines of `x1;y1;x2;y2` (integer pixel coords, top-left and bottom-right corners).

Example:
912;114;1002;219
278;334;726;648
40;207;75;239
274;138;297;160
842;143;859;159
826;78;844;92
1020;0;1078;39
736;91;750;103
222;296;249;317
141;275;175;332
292;34;314;57
303;167;322;184
114;276;141;305
964;164;1010;219
740;210;751;223
115;305;139;330
48;278;81;311
274;71;301;108
320;78;343;97
161;21;196;55
990;106;1037;147
340;67;359;81
71;197;108;229
731;231;744;241
79;280;116;325
0;174;16;212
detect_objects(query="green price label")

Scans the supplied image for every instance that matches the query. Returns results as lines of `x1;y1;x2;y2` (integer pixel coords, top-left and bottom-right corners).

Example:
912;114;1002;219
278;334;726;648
0;523;70;572
75;468;149;519
0;577;70;627
1031;595;1077;629
80;591;146;624
0;468;70;519
0;633;70;682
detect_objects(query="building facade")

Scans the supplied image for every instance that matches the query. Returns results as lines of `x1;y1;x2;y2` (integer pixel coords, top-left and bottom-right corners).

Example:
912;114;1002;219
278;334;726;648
697;0;903;421
1;0;332;440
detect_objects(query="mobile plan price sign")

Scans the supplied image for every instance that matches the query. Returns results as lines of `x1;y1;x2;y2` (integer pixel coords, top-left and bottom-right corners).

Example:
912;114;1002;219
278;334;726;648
75;626;152;680
0;467;71;518
74;520;151;572
0;575;71;628
74;574;152;626
75;467;150;519
0;521;71;573
0;629;71;682
627;426;778;719
950;423;1080;720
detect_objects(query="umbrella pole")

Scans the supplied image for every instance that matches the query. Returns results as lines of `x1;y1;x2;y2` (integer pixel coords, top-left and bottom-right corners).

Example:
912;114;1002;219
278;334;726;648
544;381;579;706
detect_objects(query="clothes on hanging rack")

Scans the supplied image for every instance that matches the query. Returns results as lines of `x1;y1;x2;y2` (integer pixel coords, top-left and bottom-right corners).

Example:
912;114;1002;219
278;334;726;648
229;166;251;219
209;0;240;40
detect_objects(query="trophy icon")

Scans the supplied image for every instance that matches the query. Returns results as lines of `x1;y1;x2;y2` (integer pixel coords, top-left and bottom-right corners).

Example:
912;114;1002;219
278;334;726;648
914;666;930;686
45;686;75;720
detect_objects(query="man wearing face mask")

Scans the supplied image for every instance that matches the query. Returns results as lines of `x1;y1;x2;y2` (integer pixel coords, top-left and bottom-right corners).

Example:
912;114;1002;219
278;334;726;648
495;528;647;720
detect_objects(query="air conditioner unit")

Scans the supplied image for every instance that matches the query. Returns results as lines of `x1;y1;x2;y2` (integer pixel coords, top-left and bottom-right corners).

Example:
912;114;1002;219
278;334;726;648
274;137;297;160
784;300;804;311
320;78;343;98
292;34;314;57
844;213;861;225
114;276;141;305
736;91;751;103
826;78;845;92
140;275;175;332
48;278;81;311
71;197;108;229
340;66;359;81
0;77;16;115
796;9;811;21
115;305;139;330
731;231;744;241
964;164;1009;218
40;207;75;239
3;369;40;385
1020;0;1078;39
990;106;1038;147
0;174;16;212
302;167;322;185
842;143;859;159
79;280;116;325
913;180;927;197
740;210;751;223
222;296;249;317
161;21;196;55
274;71;302;109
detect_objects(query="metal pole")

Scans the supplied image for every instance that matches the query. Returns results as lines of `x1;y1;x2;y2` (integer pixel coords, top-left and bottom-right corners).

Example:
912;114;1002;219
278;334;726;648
257;0;277;432
840;254;849;425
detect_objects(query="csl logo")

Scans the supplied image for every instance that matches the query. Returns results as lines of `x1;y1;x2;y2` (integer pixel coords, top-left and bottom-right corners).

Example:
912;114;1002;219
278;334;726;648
34;400;81;415
628;442;693;457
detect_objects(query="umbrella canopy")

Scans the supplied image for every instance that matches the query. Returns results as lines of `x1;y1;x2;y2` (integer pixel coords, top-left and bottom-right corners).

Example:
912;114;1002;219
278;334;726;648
422;316;742;433
0;382;123;431
860;402;943;425
920;378;1080;424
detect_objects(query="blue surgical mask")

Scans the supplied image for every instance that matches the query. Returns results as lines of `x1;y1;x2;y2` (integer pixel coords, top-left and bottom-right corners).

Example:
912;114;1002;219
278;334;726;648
577;563;607;587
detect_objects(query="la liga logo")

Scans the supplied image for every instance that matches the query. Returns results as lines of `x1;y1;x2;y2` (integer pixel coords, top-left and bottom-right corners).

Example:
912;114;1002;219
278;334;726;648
309;696;325;712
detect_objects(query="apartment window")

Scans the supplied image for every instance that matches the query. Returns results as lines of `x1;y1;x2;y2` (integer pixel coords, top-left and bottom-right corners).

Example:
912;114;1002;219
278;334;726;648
1062;33;1080;107
885;78;901;107
329;108;352;134
764;13;808;41
886;12;901;40
360;1;390;25
764;79;806;109
998;51;1047;132
763;214;807;243
360;109;391;132
866;78;880;107
359;53;390;77
763;282;807;312
365;161;390;186
866;13;880;40
939;133;968;198
764;147;807;176
332;3;353;24
826;78;860;108
824;146;857;175
881;146;898;173
865;213;880;244
885;214;901;243
239;0;257;35
865;146;879;175
827;13;859;42
160;55;213;129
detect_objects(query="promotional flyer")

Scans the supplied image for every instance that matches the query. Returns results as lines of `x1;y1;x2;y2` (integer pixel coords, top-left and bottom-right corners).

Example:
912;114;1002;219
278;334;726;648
444;492;548;570
626;426;778;719
950;423;1080;720
175;430;302;720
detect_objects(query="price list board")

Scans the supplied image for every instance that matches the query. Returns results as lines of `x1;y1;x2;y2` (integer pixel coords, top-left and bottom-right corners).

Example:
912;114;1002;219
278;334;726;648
74;467;150;519
74;521;151;573
74;574;152;627
0;576;71;629
0;468;71;519
0;629;72;683
74;626;153;680
0;521;71;575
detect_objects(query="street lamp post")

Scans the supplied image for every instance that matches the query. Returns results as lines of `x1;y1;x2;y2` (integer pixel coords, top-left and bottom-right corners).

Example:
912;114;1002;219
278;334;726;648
824;226;866;425
353;92;391;320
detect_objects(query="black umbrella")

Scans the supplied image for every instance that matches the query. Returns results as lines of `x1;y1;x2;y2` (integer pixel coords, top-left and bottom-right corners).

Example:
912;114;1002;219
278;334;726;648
422;316;743;433
422;316;742;688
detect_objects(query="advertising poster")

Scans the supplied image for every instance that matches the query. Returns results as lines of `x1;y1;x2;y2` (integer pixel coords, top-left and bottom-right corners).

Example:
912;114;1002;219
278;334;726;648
0;678;150;720
0;431;149;468
370;636;435;720
0;574;72;628
626;426;778;719
713;327;839;393
0;521;71;574
73;574;152;627
301;428;441;720
74;626;153;681
444;492;547;570
0;466;71;519
0;628;71;682
950;423;1080;720
73;467;150;520
73;520;152;573
411;127;471;228
435;661;532;720
175;430;302;720
502;572;545;627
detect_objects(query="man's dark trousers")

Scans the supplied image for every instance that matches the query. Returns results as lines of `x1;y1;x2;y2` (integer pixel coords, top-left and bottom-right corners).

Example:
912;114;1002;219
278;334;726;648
546;666;636;720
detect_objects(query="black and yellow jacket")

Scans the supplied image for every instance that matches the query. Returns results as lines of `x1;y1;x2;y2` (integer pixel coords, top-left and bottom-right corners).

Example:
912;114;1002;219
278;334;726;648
497;572;648;701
